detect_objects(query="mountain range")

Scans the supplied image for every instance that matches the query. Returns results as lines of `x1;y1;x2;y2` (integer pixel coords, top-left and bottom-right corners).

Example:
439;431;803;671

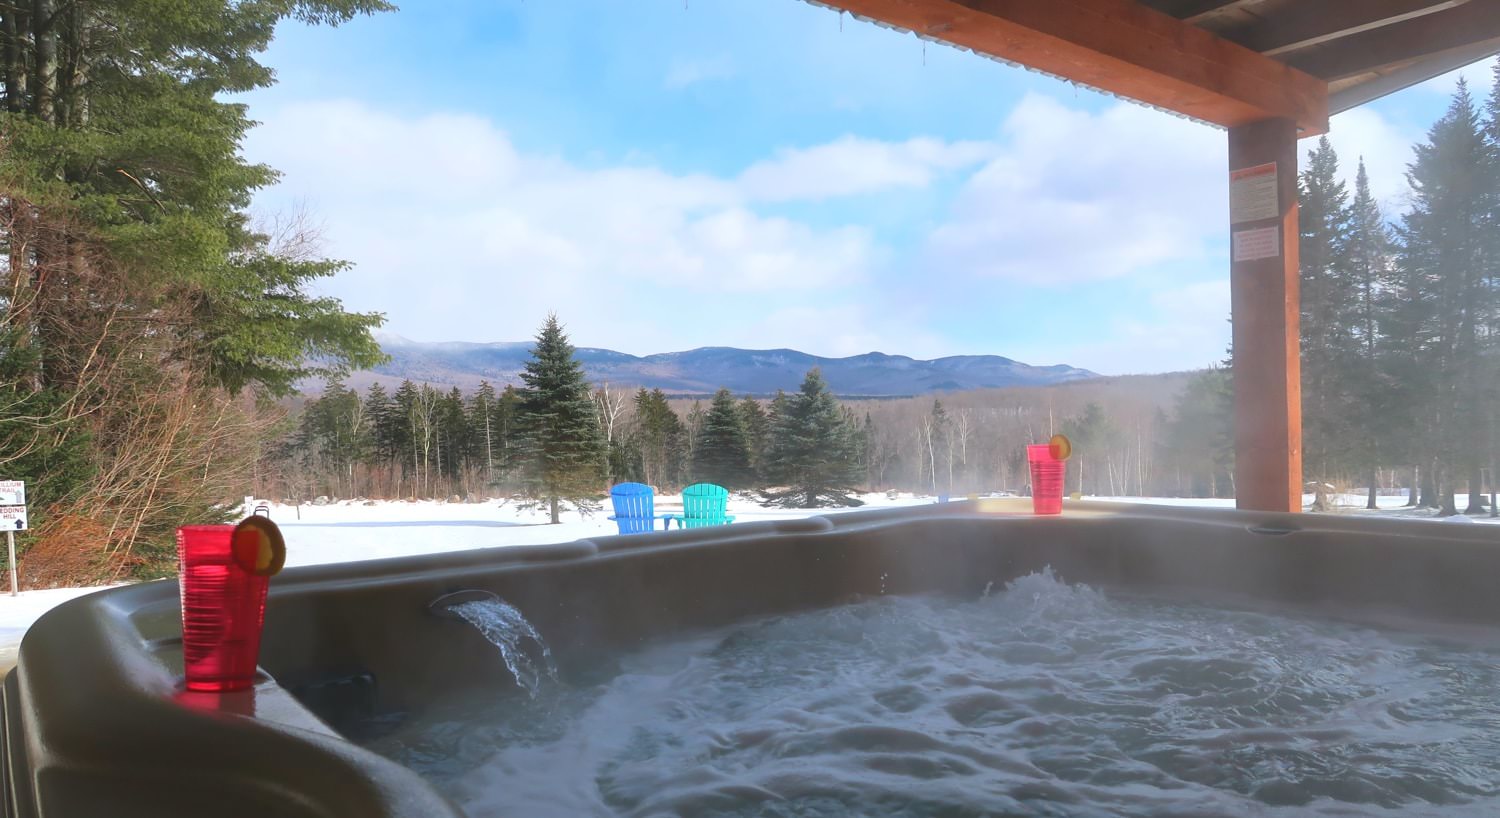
342;334;1099;397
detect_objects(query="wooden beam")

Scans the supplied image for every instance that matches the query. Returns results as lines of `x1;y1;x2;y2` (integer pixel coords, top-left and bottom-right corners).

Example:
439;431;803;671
818;0;1329;133
1228;118;1302;514
1226;0;1469;57
1328;38;1500;113
1178;0;1258;25
1286;0;1500;81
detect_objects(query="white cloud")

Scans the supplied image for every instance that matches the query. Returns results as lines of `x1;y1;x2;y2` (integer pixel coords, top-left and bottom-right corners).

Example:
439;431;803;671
926;95;1225;285
243;97;1256;372
739;136;996;202
244;100;886;352
1322;107;1417;212
664;55;735;89
1419;56;1497;99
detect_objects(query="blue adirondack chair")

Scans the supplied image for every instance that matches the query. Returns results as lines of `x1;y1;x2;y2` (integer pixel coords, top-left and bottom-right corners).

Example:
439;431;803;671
663;483;735;529
607;483;664;534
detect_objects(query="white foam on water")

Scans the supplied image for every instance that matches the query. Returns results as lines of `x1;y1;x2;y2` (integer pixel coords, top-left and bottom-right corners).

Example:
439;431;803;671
371;571;1500;817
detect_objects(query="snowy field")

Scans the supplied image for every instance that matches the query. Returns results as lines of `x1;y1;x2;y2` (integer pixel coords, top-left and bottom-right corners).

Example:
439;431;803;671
0;490;1495;668
272;491;933;569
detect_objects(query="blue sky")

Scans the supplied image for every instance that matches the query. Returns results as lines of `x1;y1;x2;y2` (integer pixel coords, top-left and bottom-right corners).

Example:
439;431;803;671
238;0;1498;375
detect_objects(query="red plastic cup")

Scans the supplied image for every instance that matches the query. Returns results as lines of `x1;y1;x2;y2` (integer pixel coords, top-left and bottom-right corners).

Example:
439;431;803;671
1027;444;1066;516
177;525;269;692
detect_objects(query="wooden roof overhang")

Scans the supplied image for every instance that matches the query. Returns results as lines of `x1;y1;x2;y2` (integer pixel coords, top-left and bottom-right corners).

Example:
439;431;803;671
803;0;1500;136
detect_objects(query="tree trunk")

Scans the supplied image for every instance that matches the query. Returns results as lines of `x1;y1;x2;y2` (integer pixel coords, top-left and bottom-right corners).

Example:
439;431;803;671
1464;464;1485;514
30;0;54;123
2;4;27;112
1418;462;1437;509
1366;468;1378;510
549;496;559;525
1405;466;1419;507
1491;455;1498;519
1438;462;1457;515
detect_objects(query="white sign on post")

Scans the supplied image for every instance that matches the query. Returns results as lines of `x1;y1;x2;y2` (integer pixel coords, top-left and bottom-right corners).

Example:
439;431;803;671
1232;226;1281;262
1;480;24;595
1229;162;1279;224
0;506;27;531
0;480;24;507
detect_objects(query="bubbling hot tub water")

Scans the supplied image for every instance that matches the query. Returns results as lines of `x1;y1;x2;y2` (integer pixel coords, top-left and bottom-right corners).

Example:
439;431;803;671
363;570;1500;817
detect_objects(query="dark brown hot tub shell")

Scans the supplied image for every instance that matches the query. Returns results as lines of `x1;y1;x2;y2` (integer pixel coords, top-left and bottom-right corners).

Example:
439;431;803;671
4;500;1498;817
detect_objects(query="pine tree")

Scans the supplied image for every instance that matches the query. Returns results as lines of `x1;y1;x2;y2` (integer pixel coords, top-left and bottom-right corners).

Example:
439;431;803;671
469;382;499;485
922;399;950;495
1396;80;1492;514
1159;369;1234;498
494;385;521;485
437;387;469;484
762;368;864;508
362;382;398;496
390;380;422;494
1;0;392;575
1485;62;1500;516
515;315;606;523
692;388;753;488
632;388;688;490
739;396;770;477
1063;402;1114;496
1299;136;1355;486
1346;159;1397;508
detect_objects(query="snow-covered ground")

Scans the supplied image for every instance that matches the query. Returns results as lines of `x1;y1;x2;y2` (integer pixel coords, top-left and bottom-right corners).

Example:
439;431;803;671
274;491;932;568
0;490;1495;669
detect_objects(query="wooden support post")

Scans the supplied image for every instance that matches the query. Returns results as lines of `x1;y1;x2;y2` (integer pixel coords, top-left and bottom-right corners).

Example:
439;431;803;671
1228;118;1302;513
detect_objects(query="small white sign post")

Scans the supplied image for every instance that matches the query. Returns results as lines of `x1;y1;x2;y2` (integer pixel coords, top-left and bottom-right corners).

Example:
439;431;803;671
0;480;26;596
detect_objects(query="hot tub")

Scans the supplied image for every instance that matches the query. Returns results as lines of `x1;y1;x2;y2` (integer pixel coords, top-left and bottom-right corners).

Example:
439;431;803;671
4;500;1500;816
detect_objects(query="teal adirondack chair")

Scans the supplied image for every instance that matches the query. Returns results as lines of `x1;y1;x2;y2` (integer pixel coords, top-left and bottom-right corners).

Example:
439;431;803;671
664;483;735;529
607;483;664;534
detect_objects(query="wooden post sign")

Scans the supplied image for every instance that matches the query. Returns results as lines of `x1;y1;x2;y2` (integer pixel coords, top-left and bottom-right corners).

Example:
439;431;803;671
0;480;25;596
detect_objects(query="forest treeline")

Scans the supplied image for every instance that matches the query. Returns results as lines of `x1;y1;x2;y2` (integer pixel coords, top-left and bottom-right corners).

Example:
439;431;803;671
1;1;393;583
1295;75;1500;513
270;359;1212;506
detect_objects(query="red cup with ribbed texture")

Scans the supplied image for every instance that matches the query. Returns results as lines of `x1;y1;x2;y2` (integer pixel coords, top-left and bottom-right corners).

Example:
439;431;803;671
1027;444;1066;515
177;525;268;692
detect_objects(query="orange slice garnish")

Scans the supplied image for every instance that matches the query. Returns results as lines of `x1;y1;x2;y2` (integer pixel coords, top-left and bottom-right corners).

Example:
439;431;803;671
1049;434;1073;461
232;516;286;577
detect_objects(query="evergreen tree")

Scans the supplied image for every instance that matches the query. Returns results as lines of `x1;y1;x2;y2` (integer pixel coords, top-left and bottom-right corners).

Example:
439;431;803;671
1;0;391;576
363;382;394;464
437;387;469;484
1486;63;1500;515
390;380;422;492
469;382;499;484
1346;159;1398;508
515;315;606;523
692;388;753;488
739;396;770;476
494;384;521;484
684;400;706;465
1299;136;1355;484
923;399;951;495
632;388;687;490
1396;80;1492;514
762;368;863;508
1063;402;1114;496
1159;369;1234;498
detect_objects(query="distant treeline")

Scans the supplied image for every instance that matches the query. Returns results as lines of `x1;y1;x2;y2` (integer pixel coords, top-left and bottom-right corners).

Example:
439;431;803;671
264;364;1232;503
